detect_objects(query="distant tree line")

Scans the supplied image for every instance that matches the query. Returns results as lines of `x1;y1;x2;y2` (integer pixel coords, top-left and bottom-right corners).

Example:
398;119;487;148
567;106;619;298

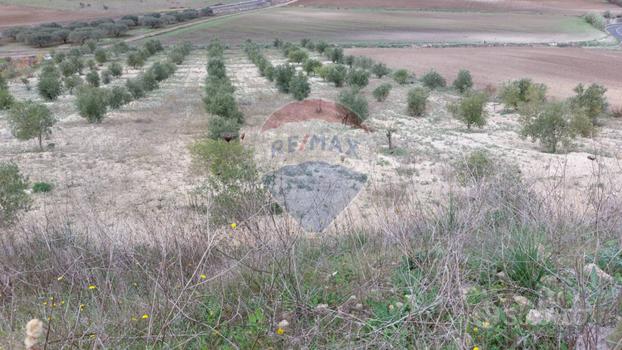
1;7;214;48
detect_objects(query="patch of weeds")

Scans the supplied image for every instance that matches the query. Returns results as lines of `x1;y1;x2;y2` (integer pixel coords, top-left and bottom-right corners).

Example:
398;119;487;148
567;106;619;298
590;240;622;281
503;231;551;296
380;147;409;157
32;182;53;193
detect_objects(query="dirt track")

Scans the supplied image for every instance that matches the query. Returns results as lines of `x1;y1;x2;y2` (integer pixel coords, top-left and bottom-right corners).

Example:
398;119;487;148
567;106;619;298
347;46;622;107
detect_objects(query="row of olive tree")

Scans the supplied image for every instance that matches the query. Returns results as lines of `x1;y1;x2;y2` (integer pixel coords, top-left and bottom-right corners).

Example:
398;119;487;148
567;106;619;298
204;41;244;140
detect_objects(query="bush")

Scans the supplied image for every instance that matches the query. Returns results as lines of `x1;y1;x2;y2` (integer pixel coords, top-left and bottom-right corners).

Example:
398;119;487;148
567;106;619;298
142;16;164;28
204;92;243;122
0;162;31;225
583;12;606;30
139;71;158;92
207;58;227;79
86;70;100;87
37;74;63;101
372;63;391;78
453;69;473;94
274;64;296;93
326;64;347;87
353;56;374;70
373;83;392;102
570;83;608;124
149;62;173;81
94;48;107;63
452;91;488;130
316;41;329;53
108;62;123;77
303;59;322;75
339;88;369;122
127;52;145;69
393;69;410;85
107;86;132;109
504;232;550;294
59;59;80;77
328;47;344;63
455;150;494;184
144;39;163;55
101;70;112;84
76;87;108;123
32;182;53;193
346;69;370;88
288;49;308;63
519;101;574;153
407;87;429;117
289;72;311;101
421;70;447;90
207;115;241;140
63;75;82;94
7;100;56;150
0;89;15;110
500;79;547;110
126;78;145;99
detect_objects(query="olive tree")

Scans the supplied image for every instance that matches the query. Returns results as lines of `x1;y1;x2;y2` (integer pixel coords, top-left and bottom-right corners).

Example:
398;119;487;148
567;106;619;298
339;88;369;122
407;87;429;117
7;101;56;150
0;162;31;226
289;72;310;101
453;69;473;94
520;101;574;153
373;83;392;102
421;70;447;90
393;69;410;85
452;91;488;130
76;87;108;123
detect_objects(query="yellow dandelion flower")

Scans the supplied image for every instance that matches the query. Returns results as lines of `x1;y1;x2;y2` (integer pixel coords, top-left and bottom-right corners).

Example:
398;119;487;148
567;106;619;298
482;321;490;329
473;326;478;334
142;314;149;320
276;327;285;335
473;347;480;350
79;304;86;311
200;274;207;280
230;223;237;229
87;285;97;290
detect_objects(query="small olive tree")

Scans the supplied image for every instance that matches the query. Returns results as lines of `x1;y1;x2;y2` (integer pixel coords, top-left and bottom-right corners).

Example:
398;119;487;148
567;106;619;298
407;87;429;117
289;72;311;101
453;69;473;94
452;91;488;130
339;88;369;122
393;69;410;85
373;83;392;102
520;101;574;153
76;87;108;123
7;100;56;150
421;70;447;90
0;162;31;226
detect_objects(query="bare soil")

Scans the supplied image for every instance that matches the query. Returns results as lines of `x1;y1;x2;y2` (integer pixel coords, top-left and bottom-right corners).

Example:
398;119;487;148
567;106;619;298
294;0;620;14
0;4;110;29
262;99;362;131
346;46;622;107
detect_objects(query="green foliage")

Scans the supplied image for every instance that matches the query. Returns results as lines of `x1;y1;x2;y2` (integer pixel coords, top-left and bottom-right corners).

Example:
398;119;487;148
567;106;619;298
327;46;344;63
149;61;174;81
0;162;30;225
373;83;392;102
346;68;370;88
126;78;145;99
59;59;80;77
0;89;15;110
101;70;112;85
455;149;493;184
207;40;225;58
0;74;7;90
583;12;606;30
452;91;488;129
85;70;100;87
32;182;53;193
372;63;391;78
108;62;123;77
500;79;547;110
140;70;158;92
407;87;429;117
503;231;550;294
274;64;296;93
315;41;329;53
289;72;311;101
143;39;163;55
303;59;322;75
326;64;347;87
570;83;608;124
288;48;309;63
353;56;374;70
393;69;410;85
76;86;108;123
207;115;241;140
94;48;107;63
453;69;473;94
127;52;145;69
519;101;574;153
421;70;447;90
339;88;369;122
207;58;227;79
204;92;243;123
8;100;56;150
106;86;132;109
63;75;82;94
37;72;63;101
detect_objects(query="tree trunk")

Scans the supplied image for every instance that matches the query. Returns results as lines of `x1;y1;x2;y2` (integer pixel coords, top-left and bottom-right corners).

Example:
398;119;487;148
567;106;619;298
38;133;43;151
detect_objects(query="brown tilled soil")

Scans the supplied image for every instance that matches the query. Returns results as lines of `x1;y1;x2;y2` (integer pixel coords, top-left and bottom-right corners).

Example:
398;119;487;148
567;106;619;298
0;5;107;29
294;0;620;14
261;99;363;131
346;46;622;107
